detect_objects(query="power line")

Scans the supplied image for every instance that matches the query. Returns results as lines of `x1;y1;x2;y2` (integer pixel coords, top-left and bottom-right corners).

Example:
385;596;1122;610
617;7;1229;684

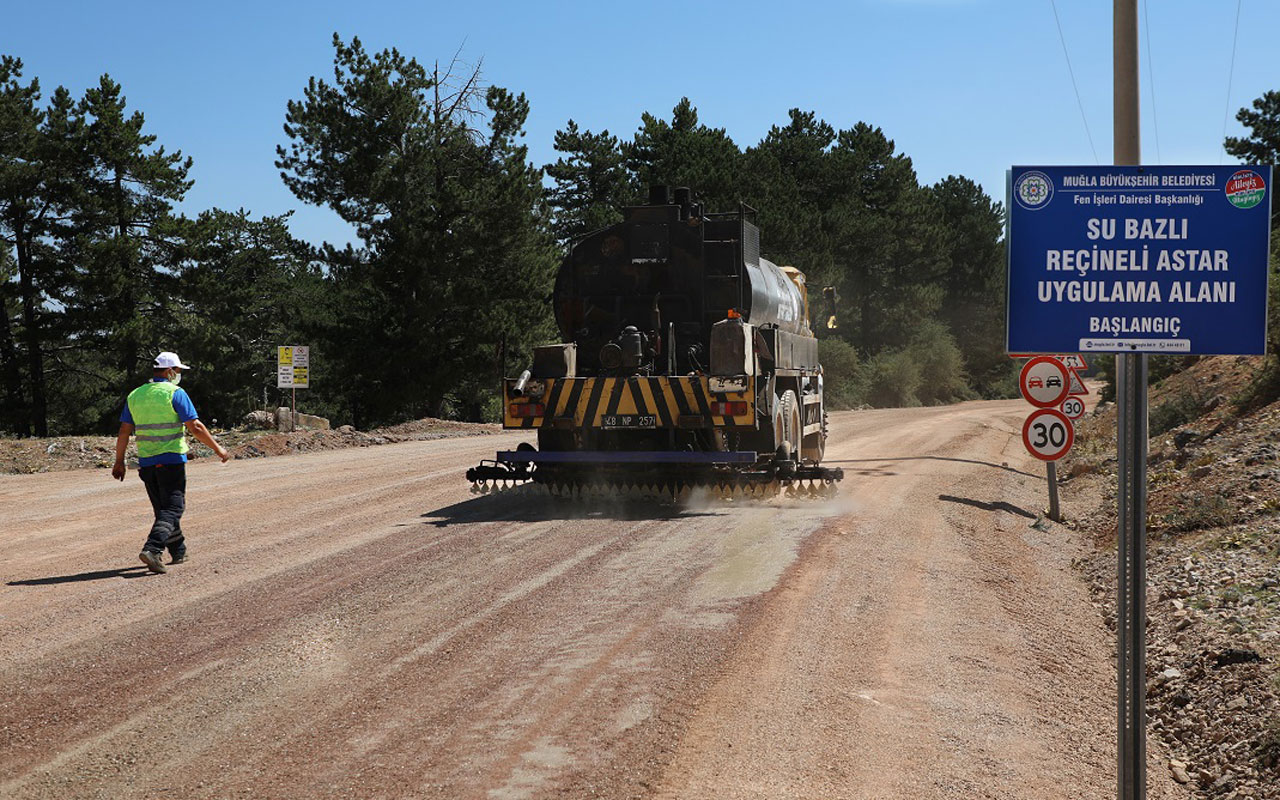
1142;0;1161;163
1049;0;1099;164
1220;0;1243;164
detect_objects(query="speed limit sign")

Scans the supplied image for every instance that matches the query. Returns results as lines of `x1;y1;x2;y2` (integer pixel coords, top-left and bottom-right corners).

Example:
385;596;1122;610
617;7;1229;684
1022;408;1075;461
1060;396;1086;420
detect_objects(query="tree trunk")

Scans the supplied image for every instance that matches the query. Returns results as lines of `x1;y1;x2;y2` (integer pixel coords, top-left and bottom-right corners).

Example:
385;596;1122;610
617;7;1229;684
14;218;48;436
857;265;874;355
114;167;138;393
0;278;30;435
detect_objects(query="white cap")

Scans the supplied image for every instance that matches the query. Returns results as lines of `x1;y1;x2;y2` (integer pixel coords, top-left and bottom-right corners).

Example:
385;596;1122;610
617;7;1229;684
153;351;190;370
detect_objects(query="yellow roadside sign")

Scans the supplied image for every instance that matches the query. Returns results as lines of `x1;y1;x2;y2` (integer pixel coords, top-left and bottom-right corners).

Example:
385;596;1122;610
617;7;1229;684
276;346;310;388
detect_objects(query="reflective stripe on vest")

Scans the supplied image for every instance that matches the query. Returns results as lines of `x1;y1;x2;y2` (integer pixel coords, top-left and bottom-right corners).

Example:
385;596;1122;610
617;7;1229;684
126;381;189;459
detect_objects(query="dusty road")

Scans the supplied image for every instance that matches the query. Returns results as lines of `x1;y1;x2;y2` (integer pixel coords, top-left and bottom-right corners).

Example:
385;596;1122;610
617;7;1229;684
0;400;1188;799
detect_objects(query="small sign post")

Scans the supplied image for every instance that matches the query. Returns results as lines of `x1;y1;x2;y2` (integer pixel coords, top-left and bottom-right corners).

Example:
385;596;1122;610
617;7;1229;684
277;346;310;432
1060;396;1086;420
1018;356;1076;522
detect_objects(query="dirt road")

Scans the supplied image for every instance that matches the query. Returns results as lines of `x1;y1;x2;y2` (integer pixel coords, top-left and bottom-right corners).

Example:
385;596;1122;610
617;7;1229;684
0;400;1188;799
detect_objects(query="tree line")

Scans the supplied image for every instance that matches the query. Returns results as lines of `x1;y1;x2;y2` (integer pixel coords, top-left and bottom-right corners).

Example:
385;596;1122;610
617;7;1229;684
6;36;1275;436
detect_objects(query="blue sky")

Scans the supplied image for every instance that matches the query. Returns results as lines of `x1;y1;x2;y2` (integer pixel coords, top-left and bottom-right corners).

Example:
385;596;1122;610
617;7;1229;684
4;1;1275;248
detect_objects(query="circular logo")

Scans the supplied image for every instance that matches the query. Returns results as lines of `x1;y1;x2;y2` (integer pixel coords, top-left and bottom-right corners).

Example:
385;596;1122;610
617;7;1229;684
1015;171;1054;211
1225;169;1266;209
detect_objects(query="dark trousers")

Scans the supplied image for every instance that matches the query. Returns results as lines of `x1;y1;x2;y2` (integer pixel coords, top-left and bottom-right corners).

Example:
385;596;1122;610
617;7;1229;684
139;463;186;557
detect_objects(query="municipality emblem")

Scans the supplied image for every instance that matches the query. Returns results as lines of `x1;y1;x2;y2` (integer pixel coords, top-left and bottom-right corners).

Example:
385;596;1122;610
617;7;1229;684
1015;171;1054;211
1225;169;1266;210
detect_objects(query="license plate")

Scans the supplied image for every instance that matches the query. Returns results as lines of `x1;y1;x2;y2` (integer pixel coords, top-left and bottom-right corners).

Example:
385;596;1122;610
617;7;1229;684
601;414;657;429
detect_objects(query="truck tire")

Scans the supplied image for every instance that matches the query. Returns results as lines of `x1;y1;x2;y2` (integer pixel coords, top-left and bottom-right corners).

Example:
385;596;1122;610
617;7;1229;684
779;390;801;462
802;407;827;464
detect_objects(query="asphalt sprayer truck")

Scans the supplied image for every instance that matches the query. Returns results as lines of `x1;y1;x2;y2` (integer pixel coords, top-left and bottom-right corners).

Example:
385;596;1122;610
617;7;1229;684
466;186;844;499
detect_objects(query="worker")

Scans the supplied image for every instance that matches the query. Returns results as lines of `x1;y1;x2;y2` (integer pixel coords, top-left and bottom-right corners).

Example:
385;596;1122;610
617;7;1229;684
111;352;230;574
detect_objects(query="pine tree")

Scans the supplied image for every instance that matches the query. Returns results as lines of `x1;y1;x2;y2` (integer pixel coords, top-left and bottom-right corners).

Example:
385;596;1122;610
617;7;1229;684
0;244;23;432
741;109;840;286
175;209;325;425
545;120;631;245
277;36;556;425
0;57;79;435
928;175;1009;394
1225;90;1280;225
58;74;193;428
825;122;948;354
626;98;741;209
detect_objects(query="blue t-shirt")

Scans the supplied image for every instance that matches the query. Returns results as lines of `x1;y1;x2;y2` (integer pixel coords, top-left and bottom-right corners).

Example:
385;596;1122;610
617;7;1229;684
120;379;199;466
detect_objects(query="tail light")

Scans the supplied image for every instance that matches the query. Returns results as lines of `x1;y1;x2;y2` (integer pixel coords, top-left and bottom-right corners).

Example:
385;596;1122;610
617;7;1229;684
711;401;748;416
509;403;546;418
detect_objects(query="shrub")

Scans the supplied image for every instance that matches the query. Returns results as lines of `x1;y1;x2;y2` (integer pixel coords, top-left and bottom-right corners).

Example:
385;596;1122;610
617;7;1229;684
863;349;922;408
1159;491;1235;533
818;338;863;409
983;361;1021;400
906;320;972;405
1149;389;1206;436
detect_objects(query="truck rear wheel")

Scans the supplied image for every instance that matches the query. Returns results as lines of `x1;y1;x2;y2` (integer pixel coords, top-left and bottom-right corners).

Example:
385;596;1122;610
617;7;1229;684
802;407;827;464
779;390;801;462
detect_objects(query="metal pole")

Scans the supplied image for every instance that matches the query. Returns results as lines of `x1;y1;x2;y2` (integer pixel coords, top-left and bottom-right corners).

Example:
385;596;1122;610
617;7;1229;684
292;386;297;433
1117;354;1147;800
1115;2;1145;798
1046;461;1062;522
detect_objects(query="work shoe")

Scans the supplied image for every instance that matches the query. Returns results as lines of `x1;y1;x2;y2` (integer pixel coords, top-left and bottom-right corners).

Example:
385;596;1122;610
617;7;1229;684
139;550;167;574
169;552;188;565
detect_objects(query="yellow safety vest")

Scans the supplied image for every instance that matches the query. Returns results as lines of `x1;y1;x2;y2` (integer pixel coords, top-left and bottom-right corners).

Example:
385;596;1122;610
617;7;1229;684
126;381;189;459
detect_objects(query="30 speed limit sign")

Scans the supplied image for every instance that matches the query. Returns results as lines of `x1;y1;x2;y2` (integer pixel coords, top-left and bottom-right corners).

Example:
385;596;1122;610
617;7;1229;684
1022;408;1075;461
1060;396;1086;420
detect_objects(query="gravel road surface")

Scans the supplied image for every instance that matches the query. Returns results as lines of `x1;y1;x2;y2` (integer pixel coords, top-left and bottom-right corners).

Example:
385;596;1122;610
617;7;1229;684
0;401;1189;798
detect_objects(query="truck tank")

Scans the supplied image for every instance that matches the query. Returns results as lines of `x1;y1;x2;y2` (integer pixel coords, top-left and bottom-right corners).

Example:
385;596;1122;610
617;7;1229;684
553;186;809;375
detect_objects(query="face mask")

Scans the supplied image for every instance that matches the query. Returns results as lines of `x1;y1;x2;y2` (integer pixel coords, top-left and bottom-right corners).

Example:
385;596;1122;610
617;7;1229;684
169;372;182;386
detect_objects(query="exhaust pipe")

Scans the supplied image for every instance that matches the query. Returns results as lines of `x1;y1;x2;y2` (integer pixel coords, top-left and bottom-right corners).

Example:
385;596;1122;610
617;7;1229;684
511;369;532;397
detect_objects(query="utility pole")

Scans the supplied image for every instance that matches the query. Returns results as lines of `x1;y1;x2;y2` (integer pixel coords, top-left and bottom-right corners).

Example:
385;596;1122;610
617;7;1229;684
1114;1;1146;798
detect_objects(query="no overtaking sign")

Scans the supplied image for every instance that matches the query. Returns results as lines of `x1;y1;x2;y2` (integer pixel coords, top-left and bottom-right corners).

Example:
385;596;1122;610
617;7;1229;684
1019;356;1071;407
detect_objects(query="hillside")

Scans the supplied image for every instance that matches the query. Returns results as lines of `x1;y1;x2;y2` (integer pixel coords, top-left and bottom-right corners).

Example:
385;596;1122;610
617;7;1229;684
1063;355;1280;797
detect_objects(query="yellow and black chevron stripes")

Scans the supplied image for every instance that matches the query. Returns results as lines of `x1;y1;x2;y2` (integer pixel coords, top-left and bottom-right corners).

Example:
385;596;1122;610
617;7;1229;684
504;376;755;430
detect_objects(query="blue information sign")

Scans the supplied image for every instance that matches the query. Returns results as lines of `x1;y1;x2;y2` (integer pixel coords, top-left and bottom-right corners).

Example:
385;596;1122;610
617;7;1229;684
1007;165;1272;355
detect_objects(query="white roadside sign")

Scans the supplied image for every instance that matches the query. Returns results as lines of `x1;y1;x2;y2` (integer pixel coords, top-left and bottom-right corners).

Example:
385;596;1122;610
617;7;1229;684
1060;396;1086;420
277;345;310;389
1019;356;1071;408
1022;408;1075;461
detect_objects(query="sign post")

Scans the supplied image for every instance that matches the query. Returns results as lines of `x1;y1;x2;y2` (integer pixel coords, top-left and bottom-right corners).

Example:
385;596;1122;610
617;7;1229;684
1018;356;1075;520
1114;6;1144;794
277;346;310;432
1009;7;1270;796
1009;146;1271;800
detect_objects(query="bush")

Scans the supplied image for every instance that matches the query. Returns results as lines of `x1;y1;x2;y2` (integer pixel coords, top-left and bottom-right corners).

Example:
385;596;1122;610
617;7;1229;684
1094;353;1200;404
905;321;972;405
818;338;863;409
1236;355;1280;413
1149;389;1206;436
982;360;1020;400
820;324;978;409
1159;491;1235;533
863;349;922;408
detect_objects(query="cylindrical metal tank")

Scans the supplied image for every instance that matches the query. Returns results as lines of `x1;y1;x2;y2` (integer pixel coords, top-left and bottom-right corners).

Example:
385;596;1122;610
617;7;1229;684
743;256;807;335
